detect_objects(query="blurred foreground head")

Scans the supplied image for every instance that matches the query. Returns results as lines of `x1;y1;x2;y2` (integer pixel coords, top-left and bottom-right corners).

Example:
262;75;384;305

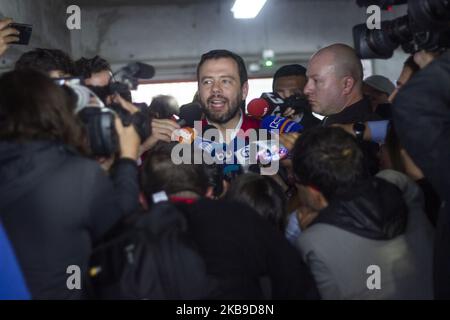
0;69;86;152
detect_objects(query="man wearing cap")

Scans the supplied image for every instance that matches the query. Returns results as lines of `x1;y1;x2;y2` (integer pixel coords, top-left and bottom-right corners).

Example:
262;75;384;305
363;75;395;120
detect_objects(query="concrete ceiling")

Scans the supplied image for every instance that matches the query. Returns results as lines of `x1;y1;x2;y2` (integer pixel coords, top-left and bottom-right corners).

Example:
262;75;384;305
67;0;317;7
68;0;223;7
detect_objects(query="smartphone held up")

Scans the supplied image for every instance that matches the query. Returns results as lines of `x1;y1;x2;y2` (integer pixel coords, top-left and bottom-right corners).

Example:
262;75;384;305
8;23;32;45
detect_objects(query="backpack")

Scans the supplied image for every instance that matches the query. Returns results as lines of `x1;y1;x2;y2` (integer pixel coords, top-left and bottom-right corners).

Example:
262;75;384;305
88;200;215;300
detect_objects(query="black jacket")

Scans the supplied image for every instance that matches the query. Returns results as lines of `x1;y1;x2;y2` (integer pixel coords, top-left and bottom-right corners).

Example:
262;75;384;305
299;110;321;130
393;51;450;299
322;97;381;126
313;178;408;240
178;199;320;300
0;141;138;299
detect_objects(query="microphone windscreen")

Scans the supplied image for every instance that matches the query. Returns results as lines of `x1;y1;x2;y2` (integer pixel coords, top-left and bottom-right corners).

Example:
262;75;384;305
247;98;271;119
179;102;203;127
172;127;197;144
129;62;155;79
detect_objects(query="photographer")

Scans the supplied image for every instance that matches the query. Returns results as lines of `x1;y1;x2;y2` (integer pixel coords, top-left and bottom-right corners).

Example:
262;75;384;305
15;48;76;79
0;69;140;299
75;55;113;88
392;50;450;299
74;56;156;160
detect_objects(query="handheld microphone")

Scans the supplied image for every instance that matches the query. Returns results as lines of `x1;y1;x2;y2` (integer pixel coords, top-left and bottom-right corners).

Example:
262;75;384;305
247;98;272;119
255;140;289;164
120;62;155;80
261;115;304;134
171;102;203;144
178;102;203;127
247;92;286;119
172;127;197;144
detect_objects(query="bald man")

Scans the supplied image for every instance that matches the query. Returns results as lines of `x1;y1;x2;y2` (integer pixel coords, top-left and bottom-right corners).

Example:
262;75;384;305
304;44;380;126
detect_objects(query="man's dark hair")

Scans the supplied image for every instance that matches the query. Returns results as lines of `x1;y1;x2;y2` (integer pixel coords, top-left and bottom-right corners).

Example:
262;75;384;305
197;49;248;86
272;64;307;91
292;127;369;200
141;142;209;199
273;63;306;80
0;69;86;153
226;173;288;232
75;56;111;79
15;48;75;75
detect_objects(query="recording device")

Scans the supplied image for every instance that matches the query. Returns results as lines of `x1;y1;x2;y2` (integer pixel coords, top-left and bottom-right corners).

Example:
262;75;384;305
353;0;450;59
203;162;225;198
89;61;154;145
261;115;304;134
87;62;155;105
78;107;118;157
171;102;203;144
56;79;151;157
177;102;203;127
284;94;311;114
247;92;310;119
8;23;32;45
57;82;119;157
247;97;275;119
254;140;289;164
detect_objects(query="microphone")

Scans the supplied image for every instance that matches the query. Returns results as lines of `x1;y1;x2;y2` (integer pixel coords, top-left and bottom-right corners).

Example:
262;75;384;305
178;102;203;128
261;115;304;134
122;62;155;79
191;124;222;165
247;98;272;119
171;102;204;144
255;140;289;164
172;127;197;144
247;92;286;119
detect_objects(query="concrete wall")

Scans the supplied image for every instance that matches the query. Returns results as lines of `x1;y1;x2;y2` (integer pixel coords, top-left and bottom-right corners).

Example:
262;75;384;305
70;0;408;82
0;0;72;71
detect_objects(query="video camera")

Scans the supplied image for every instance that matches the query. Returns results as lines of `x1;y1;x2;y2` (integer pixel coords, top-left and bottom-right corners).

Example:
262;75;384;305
283;94;310;115
353;0;450;59
56;62;154;157
248;92;310;119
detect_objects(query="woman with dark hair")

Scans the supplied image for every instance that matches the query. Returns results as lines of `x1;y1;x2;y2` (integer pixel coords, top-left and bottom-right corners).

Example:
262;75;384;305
226;173;288;232
0;69;140;299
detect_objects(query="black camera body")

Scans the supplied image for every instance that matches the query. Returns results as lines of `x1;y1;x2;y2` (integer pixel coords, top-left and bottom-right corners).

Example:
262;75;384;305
58;79;152;158
78;107;119;157
72;62;154;157
353;0;450;59
282;94;311;115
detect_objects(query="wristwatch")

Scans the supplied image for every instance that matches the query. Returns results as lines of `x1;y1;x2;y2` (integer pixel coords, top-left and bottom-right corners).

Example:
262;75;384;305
353;122;366;142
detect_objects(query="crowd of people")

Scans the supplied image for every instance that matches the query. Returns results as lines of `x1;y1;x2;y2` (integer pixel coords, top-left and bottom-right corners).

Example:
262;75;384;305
1;17;449;300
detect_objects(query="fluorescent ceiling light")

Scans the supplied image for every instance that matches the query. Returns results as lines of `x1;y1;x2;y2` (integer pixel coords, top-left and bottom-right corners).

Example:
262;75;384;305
231;0;267;19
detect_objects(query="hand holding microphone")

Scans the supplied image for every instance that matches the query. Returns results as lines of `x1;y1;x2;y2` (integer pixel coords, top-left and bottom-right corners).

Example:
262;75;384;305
141;118;180;153
171;102;203;144
247;92;285;119
247;92;310;120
